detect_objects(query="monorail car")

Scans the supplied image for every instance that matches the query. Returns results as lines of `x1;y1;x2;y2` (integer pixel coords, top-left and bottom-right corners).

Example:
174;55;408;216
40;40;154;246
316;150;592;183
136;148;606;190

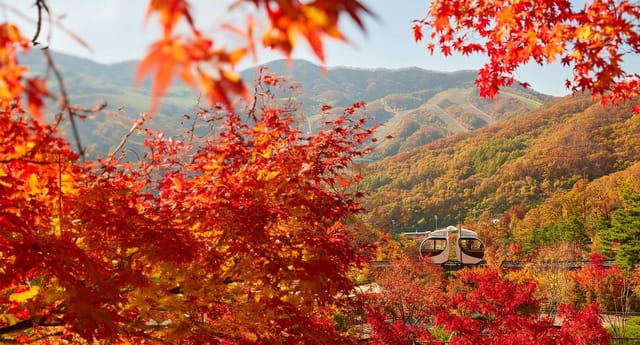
418;225;485;265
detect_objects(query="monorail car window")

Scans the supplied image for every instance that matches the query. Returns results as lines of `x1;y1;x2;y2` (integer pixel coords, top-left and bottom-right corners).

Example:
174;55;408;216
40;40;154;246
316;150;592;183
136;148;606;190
425;238;447;250
459;238;484;251
420;238;448;259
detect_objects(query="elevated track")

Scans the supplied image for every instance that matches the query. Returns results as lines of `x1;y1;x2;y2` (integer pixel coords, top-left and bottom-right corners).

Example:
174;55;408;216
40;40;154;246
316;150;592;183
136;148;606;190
370;259;616;270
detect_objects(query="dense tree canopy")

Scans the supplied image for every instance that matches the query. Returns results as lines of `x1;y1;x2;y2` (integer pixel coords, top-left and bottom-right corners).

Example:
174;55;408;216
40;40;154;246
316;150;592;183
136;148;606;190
437;269;610;345
0;72;379;343
0;0;376;343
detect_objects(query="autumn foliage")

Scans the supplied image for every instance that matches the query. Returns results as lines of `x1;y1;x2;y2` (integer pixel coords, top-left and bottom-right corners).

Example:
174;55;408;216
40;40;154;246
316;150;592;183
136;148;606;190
365;257;445;344
1;66;379;343
363;263;611;345
1;0;640;343
139;0;369;110
0;0;378;341
414;0;640;112
437;269;610;345
0;23;47;118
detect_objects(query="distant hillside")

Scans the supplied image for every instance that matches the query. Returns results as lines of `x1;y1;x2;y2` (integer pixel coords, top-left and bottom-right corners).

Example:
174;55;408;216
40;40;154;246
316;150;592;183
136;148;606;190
22;51;199;158
22;51;552;159
243;60;553;159
359;94;640;237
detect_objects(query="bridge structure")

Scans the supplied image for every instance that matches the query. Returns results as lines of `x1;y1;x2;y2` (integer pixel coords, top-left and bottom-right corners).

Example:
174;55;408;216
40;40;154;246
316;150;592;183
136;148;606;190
370;259;616;270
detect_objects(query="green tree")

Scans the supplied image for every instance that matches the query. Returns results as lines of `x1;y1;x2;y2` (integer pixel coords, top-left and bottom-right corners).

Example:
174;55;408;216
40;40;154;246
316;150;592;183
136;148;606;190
600;191;640;268
526;216;589;253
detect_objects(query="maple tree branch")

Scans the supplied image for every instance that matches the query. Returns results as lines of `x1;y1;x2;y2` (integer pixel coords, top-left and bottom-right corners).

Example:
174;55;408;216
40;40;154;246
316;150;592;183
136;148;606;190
108;116;143;161
0;158;55;165
42;48;85;161
247;75;262;122
0;320;34;337
0;331;64;344
31;0;49;45
0;318;63;339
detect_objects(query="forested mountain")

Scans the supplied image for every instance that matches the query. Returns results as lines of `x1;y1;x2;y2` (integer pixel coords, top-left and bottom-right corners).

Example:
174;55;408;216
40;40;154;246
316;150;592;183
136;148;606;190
22;51;550;159
359;94;640;256
246;59;552;159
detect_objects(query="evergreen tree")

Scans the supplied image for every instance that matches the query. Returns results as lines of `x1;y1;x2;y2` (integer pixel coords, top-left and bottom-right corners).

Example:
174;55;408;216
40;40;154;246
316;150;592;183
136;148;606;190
600;191;640;268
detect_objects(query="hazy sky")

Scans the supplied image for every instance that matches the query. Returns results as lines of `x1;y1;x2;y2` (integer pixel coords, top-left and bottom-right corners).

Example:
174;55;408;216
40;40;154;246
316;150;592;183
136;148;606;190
3;0;607;96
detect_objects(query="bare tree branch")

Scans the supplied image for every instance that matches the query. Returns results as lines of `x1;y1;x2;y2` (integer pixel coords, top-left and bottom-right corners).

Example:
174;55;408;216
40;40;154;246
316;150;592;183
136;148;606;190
31;0;49;45
108;115;145;161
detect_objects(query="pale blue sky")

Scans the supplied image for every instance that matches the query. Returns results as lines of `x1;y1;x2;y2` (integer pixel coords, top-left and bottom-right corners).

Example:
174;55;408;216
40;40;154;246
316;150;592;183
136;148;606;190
5;0;619;96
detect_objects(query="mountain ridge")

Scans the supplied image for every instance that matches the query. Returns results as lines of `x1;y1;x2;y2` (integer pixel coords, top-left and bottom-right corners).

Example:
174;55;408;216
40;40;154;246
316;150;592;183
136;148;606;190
21;50;552;159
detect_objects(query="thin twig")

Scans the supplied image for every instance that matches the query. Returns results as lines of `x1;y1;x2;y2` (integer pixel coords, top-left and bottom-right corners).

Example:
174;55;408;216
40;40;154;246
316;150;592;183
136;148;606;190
0;317;63;337
108;117;143;161
0;158;56;165
41;47;85;161
31;0;48;45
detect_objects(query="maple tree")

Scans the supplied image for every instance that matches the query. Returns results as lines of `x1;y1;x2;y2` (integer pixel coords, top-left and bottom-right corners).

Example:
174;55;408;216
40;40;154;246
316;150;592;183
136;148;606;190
0;0;381;343
364;256;446;344
529;244;579;317
436;268;611;345
413;0;640;112
0;69;378;343
139;0;370;110
3;0;639;343
361;258;613;345
570;253;636;341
